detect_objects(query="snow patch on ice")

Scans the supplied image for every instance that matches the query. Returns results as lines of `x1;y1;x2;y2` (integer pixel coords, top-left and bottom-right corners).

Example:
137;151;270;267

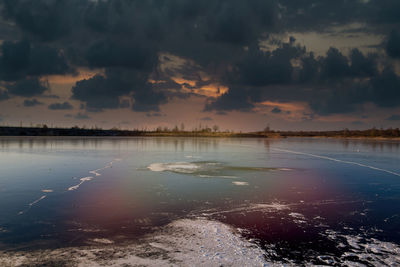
232;181;249;186
0;218;271;267
68;177;93;191
148;162;200;173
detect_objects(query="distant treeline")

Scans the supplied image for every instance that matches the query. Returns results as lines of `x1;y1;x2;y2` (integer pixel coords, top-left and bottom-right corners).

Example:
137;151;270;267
0;125;399;138
0;126;144;136
0;125;259;137
269;127;400;138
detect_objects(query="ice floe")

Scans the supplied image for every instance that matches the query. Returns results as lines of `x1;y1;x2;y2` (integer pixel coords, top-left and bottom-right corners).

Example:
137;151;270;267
232;181;249;186
148;162;200;173
68;177;93;191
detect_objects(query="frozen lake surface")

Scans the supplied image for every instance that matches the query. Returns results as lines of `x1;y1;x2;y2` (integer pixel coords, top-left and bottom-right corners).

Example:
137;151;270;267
0;137;399;266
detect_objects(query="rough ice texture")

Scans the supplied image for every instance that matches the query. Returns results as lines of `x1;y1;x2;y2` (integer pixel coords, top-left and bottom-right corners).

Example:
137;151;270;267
148;162;200;173
1;215;400;266
0;219;269;267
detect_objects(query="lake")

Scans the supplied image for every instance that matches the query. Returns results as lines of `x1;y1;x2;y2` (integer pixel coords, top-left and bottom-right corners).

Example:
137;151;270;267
0;137;399;266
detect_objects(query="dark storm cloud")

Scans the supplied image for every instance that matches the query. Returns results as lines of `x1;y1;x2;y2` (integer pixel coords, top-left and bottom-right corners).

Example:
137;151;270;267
370;67;400;108
23;98;42;107
279;0;400;31
206;41;395;115
0;0;399;117
71;74;126;110
204;86;254;112
131;89;166;112
48;101;73;110
204;0;277;44
7;77;49;97
308;84;367;115
71;68;167;112
1;0;80;41
318;48;376;80
232;42;305;87
85;39;157;70
386;30;400;58
0;39;72;81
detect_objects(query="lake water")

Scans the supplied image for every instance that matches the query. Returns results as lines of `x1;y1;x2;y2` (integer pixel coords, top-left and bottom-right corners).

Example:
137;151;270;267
0;137;399;266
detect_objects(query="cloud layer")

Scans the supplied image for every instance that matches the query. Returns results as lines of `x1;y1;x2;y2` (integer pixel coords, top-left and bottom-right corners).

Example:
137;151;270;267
0;0;399;123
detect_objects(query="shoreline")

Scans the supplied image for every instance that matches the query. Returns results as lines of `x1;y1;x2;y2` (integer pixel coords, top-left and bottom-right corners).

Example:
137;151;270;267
0;126;399;140
0;134;399;141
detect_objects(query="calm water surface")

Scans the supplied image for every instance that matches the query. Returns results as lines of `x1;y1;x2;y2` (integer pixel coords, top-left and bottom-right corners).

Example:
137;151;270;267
0;137;399;265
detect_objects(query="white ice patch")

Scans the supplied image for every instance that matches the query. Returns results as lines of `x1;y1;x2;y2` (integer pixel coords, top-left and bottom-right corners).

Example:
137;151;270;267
18;195;47;215
0;218;270;267
153;219;268;266
289;212;306;220
232;181;249;186
68;177;93;191
148;162;200;173
289;212;307;224
89;170;101;176
66;158;122;192
41;189;53;193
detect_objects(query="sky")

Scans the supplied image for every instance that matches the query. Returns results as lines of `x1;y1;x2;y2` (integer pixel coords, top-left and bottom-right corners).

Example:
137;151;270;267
0;0;399;131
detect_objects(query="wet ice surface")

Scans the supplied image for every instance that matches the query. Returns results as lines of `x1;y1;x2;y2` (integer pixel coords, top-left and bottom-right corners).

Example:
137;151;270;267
203;202;400;266
0;218;268;267
0;137;400;266
1;207;400;266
